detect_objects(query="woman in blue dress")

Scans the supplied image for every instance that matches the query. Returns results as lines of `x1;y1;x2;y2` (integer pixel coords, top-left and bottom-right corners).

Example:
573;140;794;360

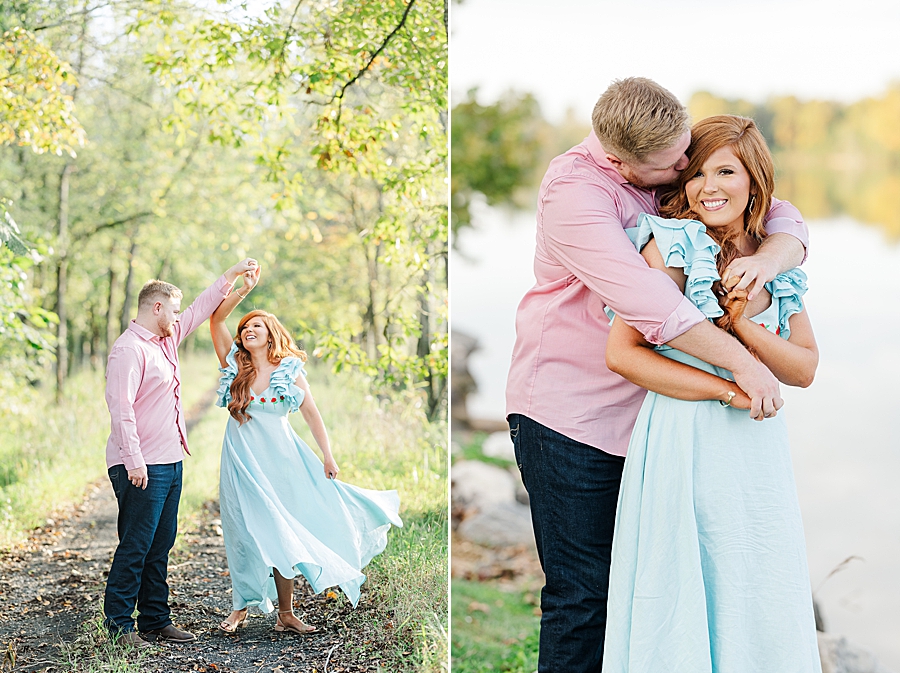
603;115;821;672
208;269;402;635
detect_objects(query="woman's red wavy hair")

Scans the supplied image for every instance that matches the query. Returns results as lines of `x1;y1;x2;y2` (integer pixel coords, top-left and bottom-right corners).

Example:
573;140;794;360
227;310;307;425
658;115;775;332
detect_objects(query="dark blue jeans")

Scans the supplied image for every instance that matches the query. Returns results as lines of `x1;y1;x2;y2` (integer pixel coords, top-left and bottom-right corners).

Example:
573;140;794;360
104;462;182;634
509;414;626;673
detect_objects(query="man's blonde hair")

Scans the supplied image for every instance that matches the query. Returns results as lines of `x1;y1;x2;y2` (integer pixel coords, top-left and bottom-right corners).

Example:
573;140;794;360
592;77;690;164
137;280;183;311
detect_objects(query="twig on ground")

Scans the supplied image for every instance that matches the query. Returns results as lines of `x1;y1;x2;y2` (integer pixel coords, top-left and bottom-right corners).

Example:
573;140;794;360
324;641;340;672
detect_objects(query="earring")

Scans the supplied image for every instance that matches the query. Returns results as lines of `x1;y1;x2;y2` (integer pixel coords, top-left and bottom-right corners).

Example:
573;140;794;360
748;195;756;213
267;341;273;349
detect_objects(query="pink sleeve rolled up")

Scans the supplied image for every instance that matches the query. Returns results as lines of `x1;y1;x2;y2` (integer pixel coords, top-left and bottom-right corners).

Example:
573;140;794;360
540;176;705;345
765;197;809;261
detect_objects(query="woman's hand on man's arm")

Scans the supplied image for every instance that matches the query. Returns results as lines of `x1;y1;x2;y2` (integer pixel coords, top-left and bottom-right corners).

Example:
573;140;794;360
722;233;804;301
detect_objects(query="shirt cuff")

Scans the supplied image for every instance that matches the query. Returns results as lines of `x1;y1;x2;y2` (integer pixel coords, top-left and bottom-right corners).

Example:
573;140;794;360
121;450;146;472
215;274;236;297
642;296;706;345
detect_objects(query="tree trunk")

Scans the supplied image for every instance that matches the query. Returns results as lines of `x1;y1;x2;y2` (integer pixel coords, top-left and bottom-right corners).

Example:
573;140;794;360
156;251;171;281
106;240;119;358
53;1;88;401
89;301;102;369
55;164;74;402
120;231;140;335
420;240;447;421
364;240;379;359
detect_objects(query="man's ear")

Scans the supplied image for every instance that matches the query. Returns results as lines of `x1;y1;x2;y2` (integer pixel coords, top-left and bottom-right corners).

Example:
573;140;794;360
606;153;623;169
153;301;163;315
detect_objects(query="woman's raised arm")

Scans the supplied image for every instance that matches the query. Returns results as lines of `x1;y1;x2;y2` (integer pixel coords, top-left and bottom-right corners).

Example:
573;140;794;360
211;266;260;367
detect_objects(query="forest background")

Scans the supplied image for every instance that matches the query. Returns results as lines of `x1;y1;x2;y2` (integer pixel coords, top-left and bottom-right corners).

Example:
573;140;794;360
1;0;448;670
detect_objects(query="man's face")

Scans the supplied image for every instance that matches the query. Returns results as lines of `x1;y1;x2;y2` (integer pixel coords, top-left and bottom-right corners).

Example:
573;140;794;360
155;297;182;338
614;131;691;189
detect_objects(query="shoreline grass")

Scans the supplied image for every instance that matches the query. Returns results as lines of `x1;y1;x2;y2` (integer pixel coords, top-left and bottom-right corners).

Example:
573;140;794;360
451;579;540;673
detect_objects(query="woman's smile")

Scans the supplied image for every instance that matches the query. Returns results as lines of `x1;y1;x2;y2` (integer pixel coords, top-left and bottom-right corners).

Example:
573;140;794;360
684;144;753;233
700;198;728;211
240;319;269;347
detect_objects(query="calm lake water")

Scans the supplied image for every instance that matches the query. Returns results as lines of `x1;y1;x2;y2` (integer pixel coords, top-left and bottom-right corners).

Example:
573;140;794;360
452;203;900;669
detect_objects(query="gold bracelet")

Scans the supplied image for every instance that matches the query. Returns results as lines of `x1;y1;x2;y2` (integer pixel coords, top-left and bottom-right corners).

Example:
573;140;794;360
236;289;249;299
719;391;736;407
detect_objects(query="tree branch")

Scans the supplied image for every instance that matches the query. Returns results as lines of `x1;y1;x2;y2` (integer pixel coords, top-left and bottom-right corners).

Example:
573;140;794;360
331;0;417;133
75;211;154;239
30;1;115;32
73;136;200;242
275;0;305;73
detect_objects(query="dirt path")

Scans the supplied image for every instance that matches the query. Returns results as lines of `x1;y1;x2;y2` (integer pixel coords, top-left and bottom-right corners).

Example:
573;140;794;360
0;392;396;673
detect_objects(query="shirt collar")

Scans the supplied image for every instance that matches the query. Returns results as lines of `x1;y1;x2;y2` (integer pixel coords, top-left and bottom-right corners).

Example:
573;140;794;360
128;320;162;343
586;131;630;186
586;130;658;199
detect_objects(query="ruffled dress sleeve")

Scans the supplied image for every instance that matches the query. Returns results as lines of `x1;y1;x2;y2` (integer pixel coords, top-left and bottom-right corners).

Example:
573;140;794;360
268;357;308;413
215;342;240;408
606;213;723;322
764;267;808;341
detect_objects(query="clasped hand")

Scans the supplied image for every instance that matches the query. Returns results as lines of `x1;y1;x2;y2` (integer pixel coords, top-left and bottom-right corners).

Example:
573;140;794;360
225;258;259;283
721;254;778;302
241;265;261;292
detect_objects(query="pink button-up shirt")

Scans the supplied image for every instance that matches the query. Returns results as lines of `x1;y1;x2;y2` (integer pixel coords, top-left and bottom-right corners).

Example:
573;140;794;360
506;132;809;457
105;275;234;470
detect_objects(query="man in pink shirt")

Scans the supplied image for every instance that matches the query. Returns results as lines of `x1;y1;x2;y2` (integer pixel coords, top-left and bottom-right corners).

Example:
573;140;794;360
103;258;258;647
506;78;809;672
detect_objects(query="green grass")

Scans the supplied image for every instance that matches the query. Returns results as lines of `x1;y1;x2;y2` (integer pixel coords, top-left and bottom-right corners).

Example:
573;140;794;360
291;363;449;672
56;606;151;673
451;579;540;673
0;353;449;672
456;431;514;469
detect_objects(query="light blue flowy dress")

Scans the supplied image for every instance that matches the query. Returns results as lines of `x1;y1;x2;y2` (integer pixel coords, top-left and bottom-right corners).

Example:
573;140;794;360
602;214;822;673
215;343;402;611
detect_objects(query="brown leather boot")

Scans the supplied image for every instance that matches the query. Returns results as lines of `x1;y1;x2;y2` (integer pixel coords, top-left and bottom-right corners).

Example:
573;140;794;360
114;630;153;649
140;624;196;643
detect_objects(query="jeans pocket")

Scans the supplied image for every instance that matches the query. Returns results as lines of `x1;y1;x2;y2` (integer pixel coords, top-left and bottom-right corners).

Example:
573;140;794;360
108;466;123;499
509;421;526;483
